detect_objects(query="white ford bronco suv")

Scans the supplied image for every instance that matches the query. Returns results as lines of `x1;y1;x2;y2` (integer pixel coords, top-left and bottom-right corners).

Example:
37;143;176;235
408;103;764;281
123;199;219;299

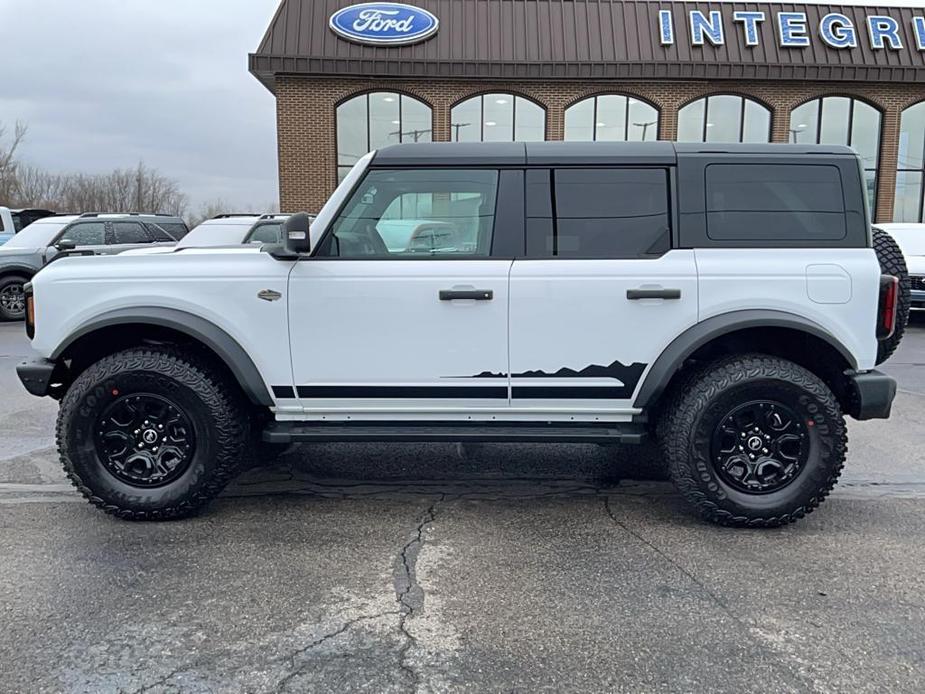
17;142;909;526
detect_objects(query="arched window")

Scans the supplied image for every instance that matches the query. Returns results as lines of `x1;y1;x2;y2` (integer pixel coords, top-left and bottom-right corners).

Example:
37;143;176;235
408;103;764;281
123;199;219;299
336;92;432;182
676;95;771;144
790;96;881;215
895;101;925;223
451;93;545;142
564;95;659;142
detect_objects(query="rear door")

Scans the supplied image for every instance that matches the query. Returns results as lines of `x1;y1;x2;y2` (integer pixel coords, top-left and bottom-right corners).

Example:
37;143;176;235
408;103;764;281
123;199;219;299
508;167;698;417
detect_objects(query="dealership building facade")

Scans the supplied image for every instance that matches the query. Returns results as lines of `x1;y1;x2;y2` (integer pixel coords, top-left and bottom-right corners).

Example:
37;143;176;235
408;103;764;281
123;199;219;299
250;0;925;223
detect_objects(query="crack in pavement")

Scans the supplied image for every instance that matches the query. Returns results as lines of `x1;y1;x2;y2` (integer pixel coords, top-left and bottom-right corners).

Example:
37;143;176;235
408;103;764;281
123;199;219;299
273;610;402;693
129;664;187;694
394;495;443;691
600;495;829;694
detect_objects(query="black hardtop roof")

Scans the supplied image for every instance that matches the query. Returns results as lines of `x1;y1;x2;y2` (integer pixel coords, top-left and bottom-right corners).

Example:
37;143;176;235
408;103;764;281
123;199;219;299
371;141;858;167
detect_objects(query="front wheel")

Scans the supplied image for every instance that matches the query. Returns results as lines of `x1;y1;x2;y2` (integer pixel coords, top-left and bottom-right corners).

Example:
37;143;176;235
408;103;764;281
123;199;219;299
0;274;29;321
56;347;252;520
659;355;846;527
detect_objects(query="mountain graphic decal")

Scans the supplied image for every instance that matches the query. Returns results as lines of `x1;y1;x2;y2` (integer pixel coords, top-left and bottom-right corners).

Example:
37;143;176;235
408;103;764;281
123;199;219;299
447;360;647;399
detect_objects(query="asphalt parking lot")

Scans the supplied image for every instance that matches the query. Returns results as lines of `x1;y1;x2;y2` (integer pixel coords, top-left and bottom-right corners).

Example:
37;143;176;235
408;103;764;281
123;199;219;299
1;319;924;693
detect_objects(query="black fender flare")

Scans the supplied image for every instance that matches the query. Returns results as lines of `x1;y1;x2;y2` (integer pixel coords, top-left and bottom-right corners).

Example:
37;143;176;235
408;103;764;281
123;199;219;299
0;265;37;280
633;309;858;409
51;306;274;407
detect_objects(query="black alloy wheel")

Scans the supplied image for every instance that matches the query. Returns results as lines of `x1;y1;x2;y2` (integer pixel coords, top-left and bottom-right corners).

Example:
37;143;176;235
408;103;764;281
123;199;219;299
94;393;196;488
711;400;808;494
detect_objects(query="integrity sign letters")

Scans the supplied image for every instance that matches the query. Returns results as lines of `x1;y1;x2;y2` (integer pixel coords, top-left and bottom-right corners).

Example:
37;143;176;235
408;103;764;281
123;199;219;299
659;9;925;50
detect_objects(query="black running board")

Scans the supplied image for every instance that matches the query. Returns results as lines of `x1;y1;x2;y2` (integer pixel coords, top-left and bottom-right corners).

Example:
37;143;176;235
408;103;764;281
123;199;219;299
263;422;646;445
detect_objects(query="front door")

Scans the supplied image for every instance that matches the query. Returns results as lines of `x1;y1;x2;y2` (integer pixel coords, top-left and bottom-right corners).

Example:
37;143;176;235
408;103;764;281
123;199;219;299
508;167;698;418
288;167;513;419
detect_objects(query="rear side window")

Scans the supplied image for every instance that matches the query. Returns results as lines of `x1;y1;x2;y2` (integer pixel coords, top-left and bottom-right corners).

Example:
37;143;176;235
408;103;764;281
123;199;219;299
705;164;847;241
112;221;150;244
526;168;671;258
160;222;189;239
146;223;176;242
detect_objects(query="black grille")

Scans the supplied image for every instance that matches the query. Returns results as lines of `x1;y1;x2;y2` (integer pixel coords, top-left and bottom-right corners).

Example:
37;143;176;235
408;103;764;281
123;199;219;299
911;276;925;292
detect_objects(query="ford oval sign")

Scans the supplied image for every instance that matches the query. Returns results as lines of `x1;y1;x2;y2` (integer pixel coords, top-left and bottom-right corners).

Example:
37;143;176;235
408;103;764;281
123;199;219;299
329;3;439;46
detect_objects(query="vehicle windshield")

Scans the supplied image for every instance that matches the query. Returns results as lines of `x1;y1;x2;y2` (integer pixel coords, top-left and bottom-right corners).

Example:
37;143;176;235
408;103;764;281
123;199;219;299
176;221;253;248
2;219;70;249
889;228;925;256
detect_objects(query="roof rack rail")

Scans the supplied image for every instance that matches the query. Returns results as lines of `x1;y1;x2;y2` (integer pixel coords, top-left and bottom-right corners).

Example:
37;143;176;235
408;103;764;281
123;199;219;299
77;212;179;219
212;213;261;219
257;213;291;220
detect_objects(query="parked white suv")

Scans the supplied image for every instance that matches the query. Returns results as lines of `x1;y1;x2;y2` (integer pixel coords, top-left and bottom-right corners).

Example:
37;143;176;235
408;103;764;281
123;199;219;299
17;143;908;526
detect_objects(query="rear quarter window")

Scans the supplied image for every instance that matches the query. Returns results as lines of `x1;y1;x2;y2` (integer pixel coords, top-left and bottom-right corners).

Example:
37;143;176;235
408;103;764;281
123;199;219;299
705;164;847;241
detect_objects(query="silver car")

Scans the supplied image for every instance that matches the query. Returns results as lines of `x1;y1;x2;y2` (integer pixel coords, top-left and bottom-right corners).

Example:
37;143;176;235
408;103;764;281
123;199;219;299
0;213;187;321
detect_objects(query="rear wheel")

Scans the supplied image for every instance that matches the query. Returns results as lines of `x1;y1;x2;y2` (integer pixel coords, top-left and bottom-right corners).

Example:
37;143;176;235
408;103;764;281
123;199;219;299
57;347;251;520
0;275;29;321
873;227;910;364
659;355;846;527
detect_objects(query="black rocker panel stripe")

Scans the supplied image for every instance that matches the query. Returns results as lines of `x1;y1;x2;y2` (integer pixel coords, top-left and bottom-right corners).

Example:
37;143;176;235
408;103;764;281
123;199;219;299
273;386;296;399
295;385;508;399
512;385;635;400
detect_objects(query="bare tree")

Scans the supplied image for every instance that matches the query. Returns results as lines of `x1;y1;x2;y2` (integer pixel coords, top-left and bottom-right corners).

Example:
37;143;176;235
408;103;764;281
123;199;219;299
11;165;65;209
0;121;28;204
186;198;279;228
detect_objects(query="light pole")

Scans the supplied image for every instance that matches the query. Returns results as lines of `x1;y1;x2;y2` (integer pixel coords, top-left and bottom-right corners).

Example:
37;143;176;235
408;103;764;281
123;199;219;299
633;120;657;140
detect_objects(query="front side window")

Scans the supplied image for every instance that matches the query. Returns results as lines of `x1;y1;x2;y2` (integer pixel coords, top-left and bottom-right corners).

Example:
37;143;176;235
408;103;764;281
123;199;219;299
63;222;106;246
319;169;499;258
337;92;432;183
564;95;659;142
705;164;846;241
451;94;545;143
526;168;671;259
790;97;881;215
895;101;925;223
677;95;771;144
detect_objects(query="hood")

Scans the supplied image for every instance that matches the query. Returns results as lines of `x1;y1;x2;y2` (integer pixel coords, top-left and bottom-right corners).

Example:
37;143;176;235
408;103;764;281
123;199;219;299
0;245;39;257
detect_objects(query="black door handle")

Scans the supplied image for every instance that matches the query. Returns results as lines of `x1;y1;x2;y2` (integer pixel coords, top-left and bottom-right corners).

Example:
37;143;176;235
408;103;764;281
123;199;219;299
439;289;493;301
626;288;682;300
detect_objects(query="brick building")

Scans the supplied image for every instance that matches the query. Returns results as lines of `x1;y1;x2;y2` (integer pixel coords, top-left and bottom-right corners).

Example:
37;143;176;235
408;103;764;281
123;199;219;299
250;0;925;223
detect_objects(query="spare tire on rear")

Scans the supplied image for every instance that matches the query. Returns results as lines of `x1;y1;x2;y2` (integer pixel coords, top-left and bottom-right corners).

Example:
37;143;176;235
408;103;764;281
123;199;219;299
873;227;911;365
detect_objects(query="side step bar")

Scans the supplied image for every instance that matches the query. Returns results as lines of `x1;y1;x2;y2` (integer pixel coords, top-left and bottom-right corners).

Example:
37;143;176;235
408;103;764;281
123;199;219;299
263;422;647;445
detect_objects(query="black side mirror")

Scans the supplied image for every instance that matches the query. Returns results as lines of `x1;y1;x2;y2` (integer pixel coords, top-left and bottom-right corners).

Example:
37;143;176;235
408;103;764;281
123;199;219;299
283;213;312;255
55;239;76;252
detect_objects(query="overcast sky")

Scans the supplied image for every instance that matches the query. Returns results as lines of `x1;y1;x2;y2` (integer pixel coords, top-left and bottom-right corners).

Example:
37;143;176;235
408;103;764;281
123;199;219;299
2;0;923;214
0;0;280;213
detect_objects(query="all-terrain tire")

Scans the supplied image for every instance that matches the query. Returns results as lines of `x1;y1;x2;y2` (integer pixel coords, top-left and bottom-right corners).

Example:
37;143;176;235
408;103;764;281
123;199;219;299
659;354;847;527
0;274;29;321
56;347;252;520
873;227;910;365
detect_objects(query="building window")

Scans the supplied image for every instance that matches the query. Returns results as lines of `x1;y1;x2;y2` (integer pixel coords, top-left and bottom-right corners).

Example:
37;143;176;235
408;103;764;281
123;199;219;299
676;95;771;144
790;96;881;215
564;95;659;142
451;93;545;142
895;101;925;223
336;92;432;182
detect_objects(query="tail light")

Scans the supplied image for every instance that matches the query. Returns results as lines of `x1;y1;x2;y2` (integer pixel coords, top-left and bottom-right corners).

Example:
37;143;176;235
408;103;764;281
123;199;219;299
877;275;899;340
24;282;35;339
